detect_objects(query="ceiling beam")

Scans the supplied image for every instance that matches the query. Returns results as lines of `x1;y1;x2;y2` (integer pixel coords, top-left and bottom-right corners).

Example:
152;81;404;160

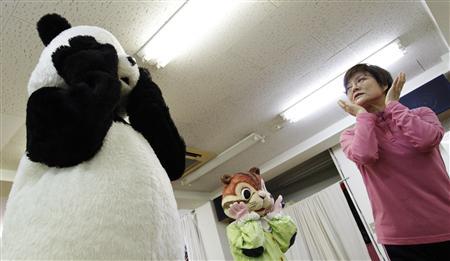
1;114;24;150
173;189;210;200
425;0;450;48
0;169;16;182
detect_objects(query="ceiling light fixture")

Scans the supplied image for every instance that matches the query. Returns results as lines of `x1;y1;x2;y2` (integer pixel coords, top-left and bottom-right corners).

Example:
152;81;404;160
364;39;406;67
181;133;265;186
280;39;406;123
135;0;239;68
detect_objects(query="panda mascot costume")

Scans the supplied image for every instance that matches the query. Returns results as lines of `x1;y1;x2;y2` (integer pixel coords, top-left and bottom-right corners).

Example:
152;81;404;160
2;13;186;260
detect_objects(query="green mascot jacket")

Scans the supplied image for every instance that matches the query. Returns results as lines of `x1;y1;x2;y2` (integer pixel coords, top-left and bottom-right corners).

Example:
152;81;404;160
227;212;297;261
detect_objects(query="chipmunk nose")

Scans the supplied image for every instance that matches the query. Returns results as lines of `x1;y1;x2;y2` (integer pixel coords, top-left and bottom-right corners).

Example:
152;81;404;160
258;191;266;199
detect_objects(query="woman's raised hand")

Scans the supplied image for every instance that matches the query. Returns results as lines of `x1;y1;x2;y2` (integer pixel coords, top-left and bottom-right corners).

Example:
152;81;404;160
385;72;406;105
338;100;367;117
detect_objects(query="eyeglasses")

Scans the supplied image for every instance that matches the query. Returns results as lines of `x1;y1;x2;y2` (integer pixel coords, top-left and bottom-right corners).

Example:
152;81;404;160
344;74;371;95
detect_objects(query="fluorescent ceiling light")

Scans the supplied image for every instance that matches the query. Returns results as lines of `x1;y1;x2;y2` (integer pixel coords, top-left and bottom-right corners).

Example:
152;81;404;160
280;39;406;123
137;0;239;68
364;39;406;67
280;75;345;123
181;133;265;186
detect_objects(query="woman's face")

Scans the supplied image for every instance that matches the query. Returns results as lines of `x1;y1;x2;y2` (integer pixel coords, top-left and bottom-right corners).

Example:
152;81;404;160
345;72;387;107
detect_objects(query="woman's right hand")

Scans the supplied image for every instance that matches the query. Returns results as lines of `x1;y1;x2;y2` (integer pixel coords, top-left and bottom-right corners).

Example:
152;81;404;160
338;100;367;117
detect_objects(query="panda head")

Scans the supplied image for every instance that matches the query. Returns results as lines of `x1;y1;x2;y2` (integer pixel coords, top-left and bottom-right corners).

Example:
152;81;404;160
29;14;139;114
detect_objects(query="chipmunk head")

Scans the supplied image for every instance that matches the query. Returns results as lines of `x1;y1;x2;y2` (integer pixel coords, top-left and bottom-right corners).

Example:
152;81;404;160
221;167;274;219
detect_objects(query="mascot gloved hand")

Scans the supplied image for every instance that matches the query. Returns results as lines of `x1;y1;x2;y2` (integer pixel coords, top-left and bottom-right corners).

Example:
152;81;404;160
221;167;297;261
2;13;186;260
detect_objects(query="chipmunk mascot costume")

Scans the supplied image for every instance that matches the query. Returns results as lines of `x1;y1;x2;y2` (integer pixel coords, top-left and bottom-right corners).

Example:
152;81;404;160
221;167;297;260
1;13;186;260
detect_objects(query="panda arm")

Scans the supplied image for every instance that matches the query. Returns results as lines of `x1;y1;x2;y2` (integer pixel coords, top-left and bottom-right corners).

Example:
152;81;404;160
127;68;186;181
26;71;119;167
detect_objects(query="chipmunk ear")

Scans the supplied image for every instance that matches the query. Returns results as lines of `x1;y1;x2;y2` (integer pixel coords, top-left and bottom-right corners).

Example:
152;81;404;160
221;175;232;185
249;167;260;175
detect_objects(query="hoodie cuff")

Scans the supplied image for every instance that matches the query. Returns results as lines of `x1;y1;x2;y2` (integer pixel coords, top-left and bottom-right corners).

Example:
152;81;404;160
266;212;283;220
236;211;260;224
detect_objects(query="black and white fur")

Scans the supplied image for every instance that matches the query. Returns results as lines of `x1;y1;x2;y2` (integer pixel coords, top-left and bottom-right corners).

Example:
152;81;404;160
2;14;185;260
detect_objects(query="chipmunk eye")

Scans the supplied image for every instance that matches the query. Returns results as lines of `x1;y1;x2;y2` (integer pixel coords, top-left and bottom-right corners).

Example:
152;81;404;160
241;188;251;200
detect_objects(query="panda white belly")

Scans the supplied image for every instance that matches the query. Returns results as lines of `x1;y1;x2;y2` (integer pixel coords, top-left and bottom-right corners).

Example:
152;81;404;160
2;122;183;260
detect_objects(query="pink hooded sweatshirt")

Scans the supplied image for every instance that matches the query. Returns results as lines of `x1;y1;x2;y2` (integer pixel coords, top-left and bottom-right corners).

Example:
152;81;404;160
341;101;450;245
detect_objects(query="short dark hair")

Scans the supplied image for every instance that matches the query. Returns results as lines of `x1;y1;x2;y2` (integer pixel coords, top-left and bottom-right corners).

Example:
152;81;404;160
343;64;393;94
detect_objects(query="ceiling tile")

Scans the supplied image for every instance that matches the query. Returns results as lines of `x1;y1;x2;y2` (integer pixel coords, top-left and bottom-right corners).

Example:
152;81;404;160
97;0;182;53
1;1;17;27
12;1;112;27
1;15;39;116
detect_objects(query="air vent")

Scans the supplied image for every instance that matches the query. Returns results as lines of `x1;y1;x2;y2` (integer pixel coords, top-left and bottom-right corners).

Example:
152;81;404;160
183;147;215;177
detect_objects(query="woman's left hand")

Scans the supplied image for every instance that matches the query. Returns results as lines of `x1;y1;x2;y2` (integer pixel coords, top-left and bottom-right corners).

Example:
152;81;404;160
338;100;367;116
385;72;406;105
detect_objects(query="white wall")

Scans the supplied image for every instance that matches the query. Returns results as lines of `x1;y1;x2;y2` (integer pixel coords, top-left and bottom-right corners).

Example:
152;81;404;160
215;220;233;260
0;197;7;237
0;181;13;239
440;118;450;177
195;201;232;260
330;145;389;261
330;147;374;229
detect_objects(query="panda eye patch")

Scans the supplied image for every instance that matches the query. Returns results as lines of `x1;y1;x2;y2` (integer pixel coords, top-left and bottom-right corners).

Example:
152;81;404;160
241;188;251;200
120;77;130;85
127;56;136;66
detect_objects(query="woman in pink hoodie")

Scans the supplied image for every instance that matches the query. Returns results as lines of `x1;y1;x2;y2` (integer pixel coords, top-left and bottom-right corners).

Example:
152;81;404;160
338;64;450;260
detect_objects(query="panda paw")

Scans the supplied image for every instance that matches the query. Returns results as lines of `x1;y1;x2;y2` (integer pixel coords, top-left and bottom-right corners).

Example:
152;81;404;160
84;71;120;105
52;35;119;86
67;35;103;50
128;67;165;105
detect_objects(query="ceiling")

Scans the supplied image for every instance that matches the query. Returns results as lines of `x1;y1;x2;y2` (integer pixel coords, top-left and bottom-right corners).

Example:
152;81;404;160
1;0;449;209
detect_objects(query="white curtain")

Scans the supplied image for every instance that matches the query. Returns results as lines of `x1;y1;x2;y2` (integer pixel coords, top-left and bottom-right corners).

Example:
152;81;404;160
284;183;370;260
440;131;450;176
180;211;207;261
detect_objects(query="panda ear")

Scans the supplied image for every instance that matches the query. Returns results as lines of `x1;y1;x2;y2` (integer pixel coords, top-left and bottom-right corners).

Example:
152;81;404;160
37;13;72;46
